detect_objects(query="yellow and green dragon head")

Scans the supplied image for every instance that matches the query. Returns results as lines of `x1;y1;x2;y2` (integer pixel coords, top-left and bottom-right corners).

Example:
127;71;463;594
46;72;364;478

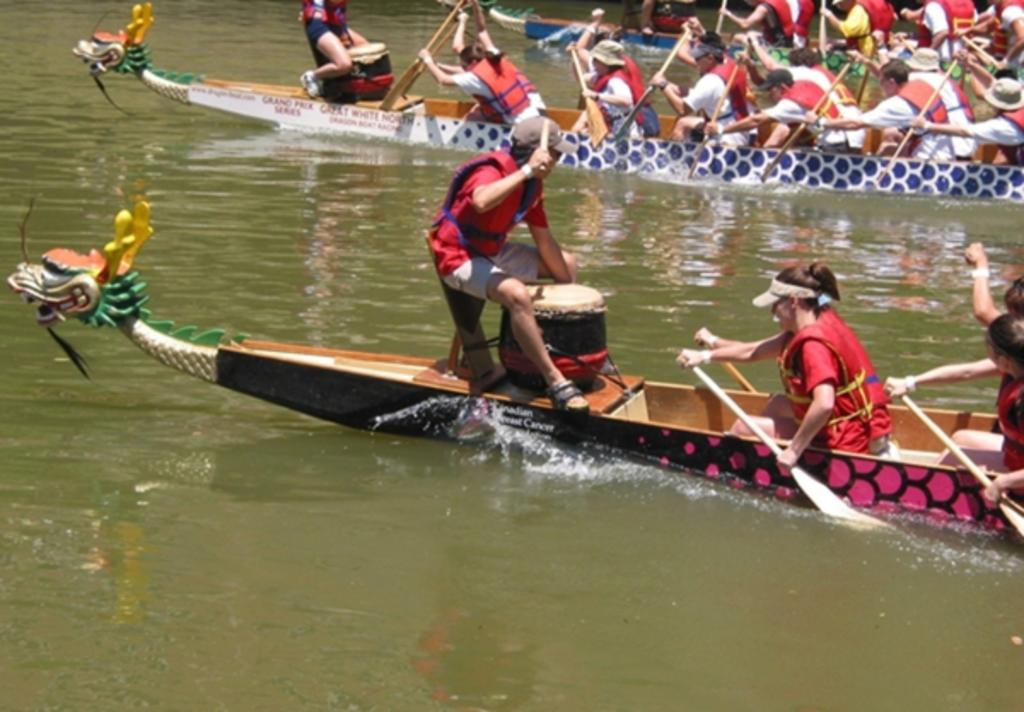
73;3;156;76
8;200;154;329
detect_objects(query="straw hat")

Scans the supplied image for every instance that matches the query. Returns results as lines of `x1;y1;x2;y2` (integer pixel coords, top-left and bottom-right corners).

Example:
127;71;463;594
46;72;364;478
906;47;941;72
985;78;1024;111
591;40;626;67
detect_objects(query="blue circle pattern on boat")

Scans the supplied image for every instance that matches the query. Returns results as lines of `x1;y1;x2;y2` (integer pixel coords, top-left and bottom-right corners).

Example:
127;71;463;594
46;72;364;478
430;117;1024;201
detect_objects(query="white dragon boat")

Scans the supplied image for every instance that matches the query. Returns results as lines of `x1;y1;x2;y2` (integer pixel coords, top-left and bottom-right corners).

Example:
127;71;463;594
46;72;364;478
74;3;1024;201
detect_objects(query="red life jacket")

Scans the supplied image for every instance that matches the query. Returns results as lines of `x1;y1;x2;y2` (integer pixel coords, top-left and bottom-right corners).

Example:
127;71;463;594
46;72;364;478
997;375;1024;470
897;79;950;123
708;60;755;120
794;0;816;38
468;56;538;124
819;310;892;442
782;80;841;118
759;0;796;45
995;107;1024;164
777;313;885;453
302;0;347;27
431;150;541;257
916;0;975;48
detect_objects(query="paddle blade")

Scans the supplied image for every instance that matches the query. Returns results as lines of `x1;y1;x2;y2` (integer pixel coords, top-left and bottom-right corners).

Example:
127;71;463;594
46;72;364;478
585;99;609;147
791;466;889;529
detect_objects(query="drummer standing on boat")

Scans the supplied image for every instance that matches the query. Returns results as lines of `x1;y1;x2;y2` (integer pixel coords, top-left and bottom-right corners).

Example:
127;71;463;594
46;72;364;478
677;263;896;468
418;0;546;125
821;0;895;55
299;0;368;98
428;117;589;413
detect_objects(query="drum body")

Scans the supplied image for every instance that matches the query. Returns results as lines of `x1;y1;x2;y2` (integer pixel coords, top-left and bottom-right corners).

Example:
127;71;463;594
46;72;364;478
498;284;609;392
312;42;395;103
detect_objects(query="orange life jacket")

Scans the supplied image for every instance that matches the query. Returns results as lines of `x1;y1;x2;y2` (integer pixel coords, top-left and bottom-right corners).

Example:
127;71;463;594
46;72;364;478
468;56;538;124
897;79;950;123
809;65;858;106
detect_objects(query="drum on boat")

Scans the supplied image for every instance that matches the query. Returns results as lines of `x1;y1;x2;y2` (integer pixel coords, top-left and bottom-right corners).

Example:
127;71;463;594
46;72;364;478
652;1;697;33
498;284;609;392
315;42;394;102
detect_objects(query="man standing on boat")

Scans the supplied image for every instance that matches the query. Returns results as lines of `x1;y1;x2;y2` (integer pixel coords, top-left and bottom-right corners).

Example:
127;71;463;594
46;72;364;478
821;0;896;55
428;117;589;413
650;37;758;143
299;0;369;98
417;0;546;125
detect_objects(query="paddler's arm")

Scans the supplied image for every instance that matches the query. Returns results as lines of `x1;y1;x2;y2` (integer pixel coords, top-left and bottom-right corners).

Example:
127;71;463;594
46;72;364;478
1006;19;1024;63
986;468;1024;502
418;50;459;86
677;331;788;368
453;10;470;54
778;382;834;469
470;0;500;55
818;114;868;131
583;87;633;108
909;115;971;137
883;358;1000;397
711;111;769;136
965;242;1001;326
749;34;783;72
470;148;553;213
723;5;767;30
529;225;575;283
650;72;688;114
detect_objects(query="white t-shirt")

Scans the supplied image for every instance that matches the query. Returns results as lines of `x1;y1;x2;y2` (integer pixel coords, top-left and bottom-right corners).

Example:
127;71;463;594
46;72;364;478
684;72;754;146
765;98;863;148
908;71;976;157
1002;6;1024;67
451;72;546;124
923;1;974;60
861;96;956;160
966;115;1024;145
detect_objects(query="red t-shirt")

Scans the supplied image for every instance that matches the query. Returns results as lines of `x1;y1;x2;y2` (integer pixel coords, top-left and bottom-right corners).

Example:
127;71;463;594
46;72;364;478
794;339;871;453
430;164;548;277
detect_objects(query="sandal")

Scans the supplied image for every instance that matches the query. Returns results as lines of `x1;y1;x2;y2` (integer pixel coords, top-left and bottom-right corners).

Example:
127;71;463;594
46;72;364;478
548;380;590;413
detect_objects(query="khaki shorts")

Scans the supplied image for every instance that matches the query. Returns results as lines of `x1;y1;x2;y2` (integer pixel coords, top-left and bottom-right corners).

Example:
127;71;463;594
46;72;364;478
442;242;540;300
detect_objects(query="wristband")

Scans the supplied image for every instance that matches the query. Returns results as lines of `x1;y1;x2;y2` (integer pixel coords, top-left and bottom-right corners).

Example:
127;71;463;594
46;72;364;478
970;267;991;279
905;375;917;392
520;164;534;180
704;334;719;348
700;350;713;364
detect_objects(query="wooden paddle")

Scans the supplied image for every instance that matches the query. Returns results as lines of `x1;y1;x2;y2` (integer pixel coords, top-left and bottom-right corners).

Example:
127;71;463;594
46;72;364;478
692;366;890;526
379;0;469;111
612;26;693;142
761;62;853;182
900;394;1024;537
874;60;958;186
569;47;610;147
715;0;729;35
961;33;1001;69
689;60;741;179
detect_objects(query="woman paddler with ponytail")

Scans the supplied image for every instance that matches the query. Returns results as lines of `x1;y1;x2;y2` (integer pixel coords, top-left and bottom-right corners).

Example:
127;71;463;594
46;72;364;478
885;315;1024;500
427;117;589;413
677;263;897;471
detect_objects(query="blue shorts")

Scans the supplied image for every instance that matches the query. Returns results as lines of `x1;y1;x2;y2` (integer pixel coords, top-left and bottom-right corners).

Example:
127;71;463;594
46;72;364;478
305;18;346;46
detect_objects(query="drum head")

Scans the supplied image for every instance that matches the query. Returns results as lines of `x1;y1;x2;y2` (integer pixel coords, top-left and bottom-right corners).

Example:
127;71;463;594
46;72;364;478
526;284;605;314
350;42;388;63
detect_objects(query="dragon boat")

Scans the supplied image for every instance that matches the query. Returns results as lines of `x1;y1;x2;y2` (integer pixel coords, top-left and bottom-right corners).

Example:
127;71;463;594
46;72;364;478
7;199;1022;540
74;4;1024;202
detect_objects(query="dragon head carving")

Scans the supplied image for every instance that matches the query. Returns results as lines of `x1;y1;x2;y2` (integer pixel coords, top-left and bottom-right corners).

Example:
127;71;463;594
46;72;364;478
8;200;154;329
73;2;155;75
